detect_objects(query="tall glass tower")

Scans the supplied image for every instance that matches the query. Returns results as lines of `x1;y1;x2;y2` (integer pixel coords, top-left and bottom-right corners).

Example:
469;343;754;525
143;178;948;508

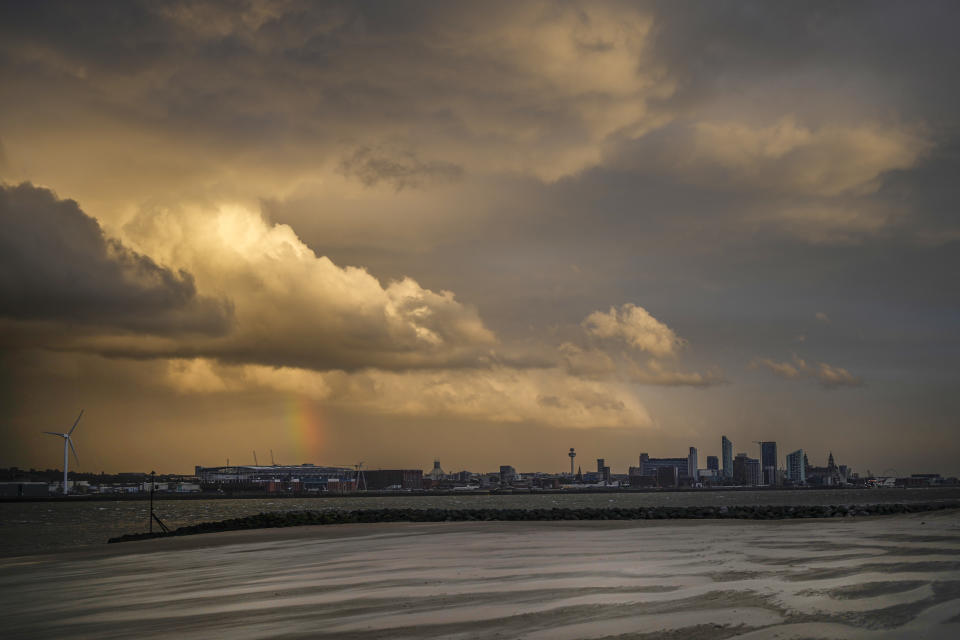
687;447;698;482
761;441;778;486
721;436;733;478
786;449;805;484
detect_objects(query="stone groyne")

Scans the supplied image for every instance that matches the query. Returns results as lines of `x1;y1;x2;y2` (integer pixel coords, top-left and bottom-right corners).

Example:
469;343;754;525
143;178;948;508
107;500;960;544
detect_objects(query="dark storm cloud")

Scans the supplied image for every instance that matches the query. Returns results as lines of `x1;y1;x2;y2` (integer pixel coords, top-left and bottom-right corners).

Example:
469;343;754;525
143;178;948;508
0;182;232;335
648;1;960;118
340;147;464;191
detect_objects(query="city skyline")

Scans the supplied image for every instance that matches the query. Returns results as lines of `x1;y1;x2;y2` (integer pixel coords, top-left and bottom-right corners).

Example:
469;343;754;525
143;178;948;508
0;437;886;480
2;2;959;477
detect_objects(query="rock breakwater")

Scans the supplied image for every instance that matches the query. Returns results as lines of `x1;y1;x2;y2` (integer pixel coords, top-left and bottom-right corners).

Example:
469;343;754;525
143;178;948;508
107;500;960;544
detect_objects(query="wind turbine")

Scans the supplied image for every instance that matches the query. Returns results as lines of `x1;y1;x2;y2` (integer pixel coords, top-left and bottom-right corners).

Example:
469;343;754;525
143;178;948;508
44;410;83;495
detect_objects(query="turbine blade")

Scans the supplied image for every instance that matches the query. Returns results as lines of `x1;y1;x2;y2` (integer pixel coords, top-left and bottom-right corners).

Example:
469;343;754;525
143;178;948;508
43;431;65;437
68;438;79;465
69;410;84;435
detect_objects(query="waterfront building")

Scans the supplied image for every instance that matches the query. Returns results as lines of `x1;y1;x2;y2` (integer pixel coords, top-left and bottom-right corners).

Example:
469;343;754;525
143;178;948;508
806;452;846;486
688;447;699;482
746;458;762;486
696;469;721;485
786;449;805;484
706;456;719;471
733;453;748;485
194;464;354;491
427;459;446;482
637;453;691;483
499;465;517;485
656;466;679;488
722;436;733;478
761;442;778;486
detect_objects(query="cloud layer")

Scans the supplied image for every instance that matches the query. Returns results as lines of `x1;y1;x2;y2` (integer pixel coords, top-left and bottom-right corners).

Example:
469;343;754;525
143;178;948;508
1;181;716;431
1;1;958;474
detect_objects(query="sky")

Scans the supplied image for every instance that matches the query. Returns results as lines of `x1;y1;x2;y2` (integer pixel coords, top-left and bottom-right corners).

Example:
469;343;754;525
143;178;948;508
1;0;958;477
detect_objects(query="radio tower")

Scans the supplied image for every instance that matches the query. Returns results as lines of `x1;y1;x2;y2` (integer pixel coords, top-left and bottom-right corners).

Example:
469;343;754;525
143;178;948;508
568;448;576;475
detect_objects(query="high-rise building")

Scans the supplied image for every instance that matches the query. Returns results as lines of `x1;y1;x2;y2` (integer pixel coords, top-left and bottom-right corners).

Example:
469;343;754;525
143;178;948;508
733;453;761;485
786;449;805;484
722;436;733;478
706;456;719;471
687;447;698;482
745;458;762;486
760;441;778;486
733;452;748;485
597;458;605;474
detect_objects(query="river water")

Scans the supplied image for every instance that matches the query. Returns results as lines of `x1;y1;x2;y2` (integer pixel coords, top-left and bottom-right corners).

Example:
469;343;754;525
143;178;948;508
2;487;959;557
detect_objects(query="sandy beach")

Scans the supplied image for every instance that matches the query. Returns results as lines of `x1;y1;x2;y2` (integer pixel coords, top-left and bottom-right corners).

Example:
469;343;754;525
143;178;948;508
2;510;960;639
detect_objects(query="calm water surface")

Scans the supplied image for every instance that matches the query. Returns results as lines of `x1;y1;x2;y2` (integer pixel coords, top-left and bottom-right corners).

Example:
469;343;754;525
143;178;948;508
2;487;959;557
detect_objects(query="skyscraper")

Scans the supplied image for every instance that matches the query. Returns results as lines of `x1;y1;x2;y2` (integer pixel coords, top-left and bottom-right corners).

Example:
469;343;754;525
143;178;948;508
706;456;719;471
733;452;748;485
687;447;698;482
722;436;733;478
760;441;778;486
786;449;805;484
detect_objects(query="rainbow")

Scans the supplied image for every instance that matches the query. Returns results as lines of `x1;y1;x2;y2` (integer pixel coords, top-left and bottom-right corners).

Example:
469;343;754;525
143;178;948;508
285;395;326;462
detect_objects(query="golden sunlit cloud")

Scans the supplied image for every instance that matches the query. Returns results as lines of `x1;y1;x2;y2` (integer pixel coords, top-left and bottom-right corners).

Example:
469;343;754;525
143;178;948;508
164;358;654;430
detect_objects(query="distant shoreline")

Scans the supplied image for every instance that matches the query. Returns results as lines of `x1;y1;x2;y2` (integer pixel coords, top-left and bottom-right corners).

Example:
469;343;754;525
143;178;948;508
0;484;937;503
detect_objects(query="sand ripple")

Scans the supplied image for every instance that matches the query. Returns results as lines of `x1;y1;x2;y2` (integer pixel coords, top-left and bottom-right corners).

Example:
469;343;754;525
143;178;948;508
1;511;959;639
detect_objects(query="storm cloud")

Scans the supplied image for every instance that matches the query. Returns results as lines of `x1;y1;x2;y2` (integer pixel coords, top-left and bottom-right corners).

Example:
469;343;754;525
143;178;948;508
0;182;231;336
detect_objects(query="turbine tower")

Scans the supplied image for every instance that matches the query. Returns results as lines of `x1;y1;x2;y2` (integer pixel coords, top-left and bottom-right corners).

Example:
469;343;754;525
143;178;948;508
355;461;366;491
43;410;83;495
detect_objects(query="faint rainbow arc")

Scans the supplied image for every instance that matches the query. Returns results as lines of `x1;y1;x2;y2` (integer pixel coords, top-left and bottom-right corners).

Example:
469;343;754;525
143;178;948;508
285;395;325;463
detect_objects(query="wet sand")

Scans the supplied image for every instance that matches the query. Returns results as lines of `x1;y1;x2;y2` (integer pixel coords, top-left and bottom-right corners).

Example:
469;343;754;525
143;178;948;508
2;510;959;639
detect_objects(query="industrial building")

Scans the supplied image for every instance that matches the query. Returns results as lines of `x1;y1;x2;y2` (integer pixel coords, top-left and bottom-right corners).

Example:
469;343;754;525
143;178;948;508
0;482;48;497
363;469;423;490
194;464;355;492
